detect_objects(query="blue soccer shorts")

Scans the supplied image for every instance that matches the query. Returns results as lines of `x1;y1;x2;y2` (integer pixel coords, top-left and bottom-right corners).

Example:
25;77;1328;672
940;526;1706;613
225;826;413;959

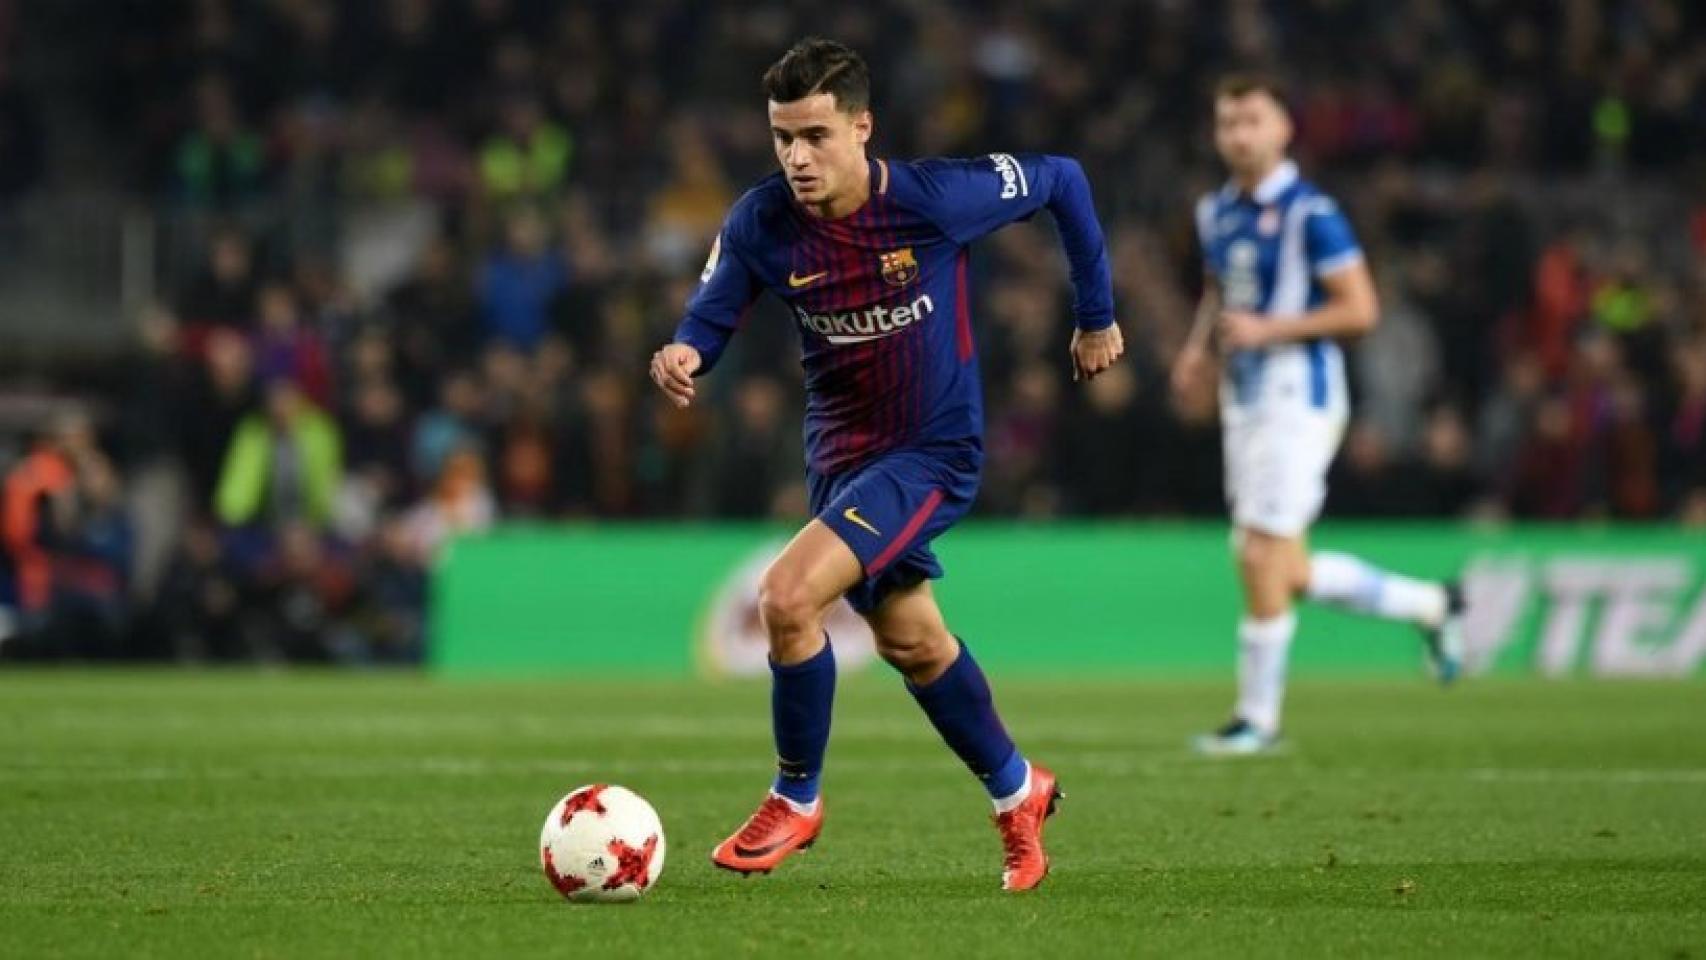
807;444;981;615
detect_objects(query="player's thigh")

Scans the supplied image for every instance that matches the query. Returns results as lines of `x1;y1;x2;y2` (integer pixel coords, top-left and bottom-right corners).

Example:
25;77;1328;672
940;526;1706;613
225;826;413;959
761;518;866;622
1230;408;1338;543
816;450;974;580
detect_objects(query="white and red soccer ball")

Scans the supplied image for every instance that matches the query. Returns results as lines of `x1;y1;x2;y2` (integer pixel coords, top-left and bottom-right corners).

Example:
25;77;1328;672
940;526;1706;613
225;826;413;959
539;784;667;903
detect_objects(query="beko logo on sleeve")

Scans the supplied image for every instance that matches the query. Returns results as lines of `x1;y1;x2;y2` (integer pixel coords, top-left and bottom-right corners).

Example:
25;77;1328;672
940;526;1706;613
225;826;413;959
700;234;721;283
989;153;1028;200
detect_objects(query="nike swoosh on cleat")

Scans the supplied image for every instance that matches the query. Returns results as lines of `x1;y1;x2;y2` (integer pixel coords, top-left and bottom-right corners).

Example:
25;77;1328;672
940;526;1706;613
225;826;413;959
730;839;791;858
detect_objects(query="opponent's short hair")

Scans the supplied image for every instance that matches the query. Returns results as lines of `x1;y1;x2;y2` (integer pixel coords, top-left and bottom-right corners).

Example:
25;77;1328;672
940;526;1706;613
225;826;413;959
1215;71;1291;113
762;37;870;114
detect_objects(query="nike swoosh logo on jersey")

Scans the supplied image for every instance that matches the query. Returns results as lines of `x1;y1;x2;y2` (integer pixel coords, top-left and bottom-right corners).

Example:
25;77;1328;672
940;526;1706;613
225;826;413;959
788;270;829;288
842;507;881;536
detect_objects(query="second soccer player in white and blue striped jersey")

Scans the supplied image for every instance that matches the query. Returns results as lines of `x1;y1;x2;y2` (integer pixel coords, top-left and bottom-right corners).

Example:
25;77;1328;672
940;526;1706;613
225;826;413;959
1172;74;1469;755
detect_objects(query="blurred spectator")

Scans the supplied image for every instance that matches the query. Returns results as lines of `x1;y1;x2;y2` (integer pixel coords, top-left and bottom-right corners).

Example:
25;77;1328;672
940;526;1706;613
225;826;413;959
985;363;1062;515
401;446;494;563
252;282;334;406
119;306;194;604
245;520;357;662
1663;339;1706;514
1410;405;1479;517
386;236;479;405
177;227;258;335
1329;421;1410;517
0;56;43;197
184;329;259;504
1356;276;1441;456
413;369;487;485
172;73;267;207
1;412;131;658
706;376;799;518
479;96;572;202
1055;364;1161;516
1506;396;1584;518
478;206;567;350
644;123;732;273
156;519;244;660
496;397;558;516
214;379;342;532
336;375;412;543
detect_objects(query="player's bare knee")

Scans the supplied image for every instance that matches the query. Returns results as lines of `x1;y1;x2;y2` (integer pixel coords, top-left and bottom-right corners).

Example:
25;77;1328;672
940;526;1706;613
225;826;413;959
1235;534;1277;580
875;626;954;680
757;568;820;641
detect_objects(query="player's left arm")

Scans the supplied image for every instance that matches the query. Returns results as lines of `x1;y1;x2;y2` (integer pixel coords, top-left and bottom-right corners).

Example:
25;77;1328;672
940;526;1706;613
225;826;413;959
915;154;1123;378
1219;197;1378;350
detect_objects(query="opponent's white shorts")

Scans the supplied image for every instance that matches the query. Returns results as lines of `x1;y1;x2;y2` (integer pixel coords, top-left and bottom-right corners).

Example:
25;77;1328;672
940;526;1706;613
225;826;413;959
1222;401;1347;538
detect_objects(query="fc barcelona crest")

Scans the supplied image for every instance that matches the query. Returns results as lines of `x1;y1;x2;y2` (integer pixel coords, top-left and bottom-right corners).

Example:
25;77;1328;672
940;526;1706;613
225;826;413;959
880;248;919;287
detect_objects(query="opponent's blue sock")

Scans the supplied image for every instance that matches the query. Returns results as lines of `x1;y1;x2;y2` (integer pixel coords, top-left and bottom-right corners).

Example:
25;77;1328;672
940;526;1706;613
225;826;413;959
769;636;835;806
906;639;1029;801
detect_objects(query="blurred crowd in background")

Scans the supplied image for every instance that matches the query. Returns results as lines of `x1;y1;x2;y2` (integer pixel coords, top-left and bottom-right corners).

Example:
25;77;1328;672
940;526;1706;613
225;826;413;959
3;0;1706;661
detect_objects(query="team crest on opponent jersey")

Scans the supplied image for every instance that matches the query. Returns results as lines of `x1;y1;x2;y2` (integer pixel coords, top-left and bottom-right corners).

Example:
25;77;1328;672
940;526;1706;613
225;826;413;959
879;248;919;287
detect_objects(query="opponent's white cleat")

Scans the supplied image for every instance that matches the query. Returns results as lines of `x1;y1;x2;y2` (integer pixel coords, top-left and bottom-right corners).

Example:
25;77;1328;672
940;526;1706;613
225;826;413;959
1425;582;1467;685
1193;718;1283;756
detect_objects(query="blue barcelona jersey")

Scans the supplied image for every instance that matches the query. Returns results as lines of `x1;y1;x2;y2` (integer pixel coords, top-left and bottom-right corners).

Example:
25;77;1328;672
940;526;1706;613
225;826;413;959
675;155;1113;475
1196;160;1362;410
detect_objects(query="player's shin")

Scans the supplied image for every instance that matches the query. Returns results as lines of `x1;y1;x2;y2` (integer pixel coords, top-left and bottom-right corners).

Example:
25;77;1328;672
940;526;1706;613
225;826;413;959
1235;611;1297;735
904;638;1031;810
770;634;835;809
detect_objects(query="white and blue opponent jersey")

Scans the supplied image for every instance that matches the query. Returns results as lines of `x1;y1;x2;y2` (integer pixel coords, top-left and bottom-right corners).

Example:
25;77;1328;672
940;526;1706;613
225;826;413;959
1196;160;1360;412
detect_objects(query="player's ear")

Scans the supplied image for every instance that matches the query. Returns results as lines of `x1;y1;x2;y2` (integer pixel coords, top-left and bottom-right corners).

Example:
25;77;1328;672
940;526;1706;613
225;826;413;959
851;110;873;146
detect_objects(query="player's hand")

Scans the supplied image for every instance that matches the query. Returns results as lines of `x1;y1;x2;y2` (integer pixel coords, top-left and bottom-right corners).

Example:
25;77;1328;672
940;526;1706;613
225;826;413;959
1170;341;1213;400
649;343;702;408
1070;323;1125;382
1217;310;1271;351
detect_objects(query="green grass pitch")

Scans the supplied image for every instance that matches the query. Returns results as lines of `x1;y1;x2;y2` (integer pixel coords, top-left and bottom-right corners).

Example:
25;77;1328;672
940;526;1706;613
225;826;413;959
2;671;1704;958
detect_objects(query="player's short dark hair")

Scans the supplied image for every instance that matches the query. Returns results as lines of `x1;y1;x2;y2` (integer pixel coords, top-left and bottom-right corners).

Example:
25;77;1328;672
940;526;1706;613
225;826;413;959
762;38;870;114
1215;72;1291;113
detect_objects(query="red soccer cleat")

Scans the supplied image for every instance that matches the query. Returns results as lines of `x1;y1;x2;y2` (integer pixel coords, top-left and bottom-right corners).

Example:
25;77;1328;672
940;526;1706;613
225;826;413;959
995;764;1062;892
711;793;823;876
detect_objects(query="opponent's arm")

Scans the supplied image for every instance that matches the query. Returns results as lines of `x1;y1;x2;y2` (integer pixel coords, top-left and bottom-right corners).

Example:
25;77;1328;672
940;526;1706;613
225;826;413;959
1219;259;1377;350
1220;195;1376;351
1171;279;1220;398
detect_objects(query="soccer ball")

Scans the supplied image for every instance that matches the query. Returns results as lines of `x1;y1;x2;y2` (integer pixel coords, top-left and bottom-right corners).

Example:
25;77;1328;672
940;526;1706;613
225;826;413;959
539;784;667;903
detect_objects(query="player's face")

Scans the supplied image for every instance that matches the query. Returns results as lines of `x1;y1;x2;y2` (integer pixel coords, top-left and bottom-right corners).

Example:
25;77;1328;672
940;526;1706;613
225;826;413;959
1214;92;1292;179
769;93;872;209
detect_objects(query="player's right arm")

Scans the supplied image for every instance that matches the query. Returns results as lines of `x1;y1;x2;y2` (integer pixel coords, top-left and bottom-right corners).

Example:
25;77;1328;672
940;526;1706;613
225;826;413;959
1171;278;1220;399
1173;193;1223;400
653;222;762;409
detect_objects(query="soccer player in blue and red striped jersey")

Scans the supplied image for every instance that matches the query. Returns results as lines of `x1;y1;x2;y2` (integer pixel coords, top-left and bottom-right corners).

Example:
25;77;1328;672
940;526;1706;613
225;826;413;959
650;39;1123;891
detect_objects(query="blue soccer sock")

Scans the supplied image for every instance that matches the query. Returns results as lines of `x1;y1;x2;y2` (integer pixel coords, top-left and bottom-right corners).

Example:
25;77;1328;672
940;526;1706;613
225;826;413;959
906;639;1030;804
769;636;835;807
